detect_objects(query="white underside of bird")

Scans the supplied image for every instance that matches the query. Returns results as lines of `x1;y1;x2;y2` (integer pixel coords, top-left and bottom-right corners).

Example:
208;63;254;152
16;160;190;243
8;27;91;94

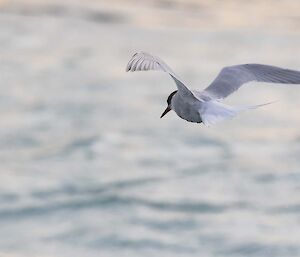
126;52;300;126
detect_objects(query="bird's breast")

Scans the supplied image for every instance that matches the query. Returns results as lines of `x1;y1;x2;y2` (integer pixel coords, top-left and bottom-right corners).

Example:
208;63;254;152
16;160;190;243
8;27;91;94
172;96;202;123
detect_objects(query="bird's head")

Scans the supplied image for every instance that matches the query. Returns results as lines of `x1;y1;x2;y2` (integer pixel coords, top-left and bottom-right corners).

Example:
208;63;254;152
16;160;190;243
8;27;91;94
160;90;178;118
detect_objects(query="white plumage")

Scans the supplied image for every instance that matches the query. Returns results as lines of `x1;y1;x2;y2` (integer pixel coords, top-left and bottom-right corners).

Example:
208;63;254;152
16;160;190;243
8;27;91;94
126;52;300;126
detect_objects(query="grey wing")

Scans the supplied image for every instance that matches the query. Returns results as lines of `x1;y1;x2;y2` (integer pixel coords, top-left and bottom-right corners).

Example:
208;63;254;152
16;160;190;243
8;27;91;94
126;52;198;99
201;64;300;100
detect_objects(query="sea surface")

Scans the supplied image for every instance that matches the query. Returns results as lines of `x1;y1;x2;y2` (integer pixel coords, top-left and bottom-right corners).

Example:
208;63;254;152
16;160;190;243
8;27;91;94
0;1;300;257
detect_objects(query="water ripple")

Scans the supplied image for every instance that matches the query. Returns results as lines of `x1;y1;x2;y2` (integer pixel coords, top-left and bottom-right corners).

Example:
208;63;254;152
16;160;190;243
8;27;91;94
0;194;237;220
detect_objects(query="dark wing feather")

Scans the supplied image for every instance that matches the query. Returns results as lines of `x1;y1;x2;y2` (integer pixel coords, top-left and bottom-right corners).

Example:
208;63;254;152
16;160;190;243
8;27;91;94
126;52;199;99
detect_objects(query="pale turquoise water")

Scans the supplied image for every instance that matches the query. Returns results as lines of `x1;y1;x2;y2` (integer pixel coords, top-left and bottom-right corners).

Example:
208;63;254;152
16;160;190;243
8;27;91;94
0;1;300;257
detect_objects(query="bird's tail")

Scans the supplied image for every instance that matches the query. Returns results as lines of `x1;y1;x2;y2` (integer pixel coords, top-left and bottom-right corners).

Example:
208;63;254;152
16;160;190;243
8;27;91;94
200;100;276;126
238;100;278;110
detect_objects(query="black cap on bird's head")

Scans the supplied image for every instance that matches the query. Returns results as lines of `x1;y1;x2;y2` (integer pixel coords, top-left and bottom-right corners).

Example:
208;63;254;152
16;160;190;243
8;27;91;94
160;90;178;118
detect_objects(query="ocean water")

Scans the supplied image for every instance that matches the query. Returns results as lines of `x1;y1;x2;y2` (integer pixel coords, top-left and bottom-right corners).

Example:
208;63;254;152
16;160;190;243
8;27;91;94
0;1;300;257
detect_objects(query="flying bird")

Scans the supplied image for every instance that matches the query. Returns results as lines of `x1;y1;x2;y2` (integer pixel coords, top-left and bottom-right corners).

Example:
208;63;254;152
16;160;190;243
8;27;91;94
126;52;300;126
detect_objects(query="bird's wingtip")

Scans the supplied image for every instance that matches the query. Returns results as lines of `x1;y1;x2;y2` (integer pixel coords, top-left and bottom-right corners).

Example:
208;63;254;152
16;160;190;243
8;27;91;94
125;52;140;72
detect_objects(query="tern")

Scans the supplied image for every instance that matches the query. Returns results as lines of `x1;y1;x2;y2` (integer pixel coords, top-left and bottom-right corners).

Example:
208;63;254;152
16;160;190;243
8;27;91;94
126;52;300;126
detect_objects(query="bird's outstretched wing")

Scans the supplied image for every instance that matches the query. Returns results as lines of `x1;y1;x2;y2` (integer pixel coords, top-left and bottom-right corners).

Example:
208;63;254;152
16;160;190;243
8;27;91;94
126;52;198;99
201;64;300;100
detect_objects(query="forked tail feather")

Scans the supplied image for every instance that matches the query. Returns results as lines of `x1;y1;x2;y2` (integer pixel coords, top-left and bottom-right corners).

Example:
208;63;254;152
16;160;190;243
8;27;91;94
200;100;276;126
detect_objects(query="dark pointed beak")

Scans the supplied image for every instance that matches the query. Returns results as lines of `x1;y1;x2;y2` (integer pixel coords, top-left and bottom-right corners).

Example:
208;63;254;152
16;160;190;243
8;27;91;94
160;106;171;118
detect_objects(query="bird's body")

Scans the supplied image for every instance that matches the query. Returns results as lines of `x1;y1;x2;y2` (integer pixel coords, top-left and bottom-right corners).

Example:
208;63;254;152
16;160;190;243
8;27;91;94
171;92;202;123
126;52;300;126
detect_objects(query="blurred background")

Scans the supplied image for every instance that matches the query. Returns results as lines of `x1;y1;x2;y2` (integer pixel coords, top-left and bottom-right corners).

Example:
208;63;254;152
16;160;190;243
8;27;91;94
0;0;300;256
